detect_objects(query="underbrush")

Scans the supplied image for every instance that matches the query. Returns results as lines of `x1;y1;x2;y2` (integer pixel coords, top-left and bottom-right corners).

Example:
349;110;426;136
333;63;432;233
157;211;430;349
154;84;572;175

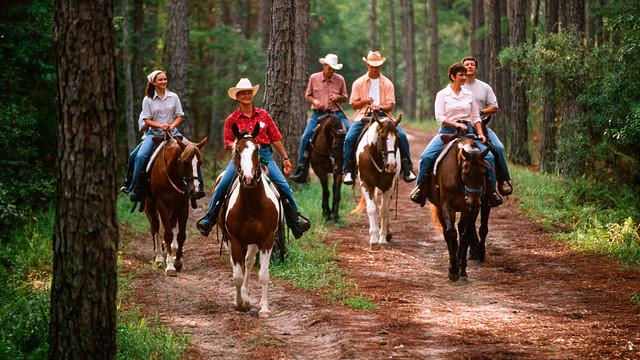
511;166;640;269
270;182;379;310
401;117;441;133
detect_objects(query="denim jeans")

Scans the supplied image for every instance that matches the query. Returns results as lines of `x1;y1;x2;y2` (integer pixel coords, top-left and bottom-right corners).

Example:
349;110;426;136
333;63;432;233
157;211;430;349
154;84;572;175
205;146;300;217
342;119;412;172
486;127;510;181
295;110;350;166
416;125;496;189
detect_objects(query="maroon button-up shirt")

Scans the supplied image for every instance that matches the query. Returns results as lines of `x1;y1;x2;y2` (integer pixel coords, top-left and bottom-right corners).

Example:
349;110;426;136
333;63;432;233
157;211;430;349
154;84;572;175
223;107;282;149
305;71;348;111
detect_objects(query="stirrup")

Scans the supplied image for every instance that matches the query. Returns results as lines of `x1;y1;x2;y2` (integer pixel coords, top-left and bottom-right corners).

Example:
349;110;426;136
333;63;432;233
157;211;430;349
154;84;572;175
499;180;513;196
196;216;213;237
120;186;131;194
410;187;422;204
488;191;503;207
343;172;354;185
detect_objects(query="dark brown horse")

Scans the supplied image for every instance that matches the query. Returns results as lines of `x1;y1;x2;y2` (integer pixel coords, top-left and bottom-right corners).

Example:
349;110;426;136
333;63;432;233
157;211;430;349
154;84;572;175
352;112;403;250
309;113;347;225
145;135;207;276
223;122;280;317
426;135;489;282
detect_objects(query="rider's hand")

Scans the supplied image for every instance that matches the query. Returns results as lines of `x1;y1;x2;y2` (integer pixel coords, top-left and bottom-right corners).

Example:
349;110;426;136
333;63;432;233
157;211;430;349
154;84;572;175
161;123;170;131
370;104;381;111
283;159;292;174
456;123;467;132
478;134;487;144
329;93;339;102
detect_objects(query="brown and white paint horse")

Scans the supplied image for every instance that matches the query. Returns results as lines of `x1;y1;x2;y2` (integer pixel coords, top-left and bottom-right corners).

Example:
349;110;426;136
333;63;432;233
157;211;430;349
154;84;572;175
145;135;207;276
352;113;403;250
223;122;280;317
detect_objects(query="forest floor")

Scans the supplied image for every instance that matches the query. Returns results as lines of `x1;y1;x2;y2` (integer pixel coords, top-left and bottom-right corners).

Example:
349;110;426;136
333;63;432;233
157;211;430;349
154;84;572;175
122;126;640;360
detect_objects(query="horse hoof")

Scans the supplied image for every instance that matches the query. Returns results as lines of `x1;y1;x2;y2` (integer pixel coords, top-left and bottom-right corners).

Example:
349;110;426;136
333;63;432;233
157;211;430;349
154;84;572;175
331;220;340;228
469;259;481;266
259;309;271;318
175;261;182;272
458;276;469;284
165;268;177;277
370;243;381;251
448;272;459;282
154;256;165;266
386;233;393;242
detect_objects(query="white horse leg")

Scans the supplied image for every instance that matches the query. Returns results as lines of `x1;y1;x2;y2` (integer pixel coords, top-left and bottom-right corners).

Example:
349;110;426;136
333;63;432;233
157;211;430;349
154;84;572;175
379;189;393;245
165;231;177;276
231;259;247;311
258;249;272;318
243;244;258;309
153;231;164;265
363;187;380;250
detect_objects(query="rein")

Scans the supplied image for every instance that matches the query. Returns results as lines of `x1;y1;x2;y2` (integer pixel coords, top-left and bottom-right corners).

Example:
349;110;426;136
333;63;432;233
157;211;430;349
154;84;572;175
162;141;186;195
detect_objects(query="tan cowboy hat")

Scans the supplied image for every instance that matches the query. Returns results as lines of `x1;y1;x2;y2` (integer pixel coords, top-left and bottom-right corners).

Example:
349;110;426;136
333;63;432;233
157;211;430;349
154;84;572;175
362;50;386;67
319;53;343;70
227;78;260;100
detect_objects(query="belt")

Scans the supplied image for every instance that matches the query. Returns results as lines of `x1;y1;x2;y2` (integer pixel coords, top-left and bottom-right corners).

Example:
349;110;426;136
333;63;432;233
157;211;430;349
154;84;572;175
314;109;341;114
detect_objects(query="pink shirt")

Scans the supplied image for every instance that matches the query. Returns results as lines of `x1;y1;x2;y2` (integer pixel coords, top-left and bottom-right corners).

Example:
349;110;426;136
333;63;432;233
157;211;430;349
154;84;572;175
349;73;396;121
305;72;348;111
434;84;481;126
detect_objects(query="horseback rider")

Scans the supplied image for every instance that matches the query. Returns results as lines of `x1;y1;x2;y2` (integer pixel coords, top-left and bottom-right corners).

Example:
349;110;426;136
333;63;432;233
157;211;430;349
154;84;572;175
461;56;513;196
196;78;311;239
410;62;502;207
290;53;350;183
342;50;416;185
121;70;206;201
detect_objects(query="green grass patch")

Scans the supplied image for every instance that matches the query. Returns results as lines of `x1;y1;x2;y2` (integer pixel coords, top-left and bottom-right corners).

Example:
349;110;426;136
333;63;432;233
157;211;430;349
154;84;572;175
117;194;148;236
630;292;640;305
271;181;377;309
511;165;640;269
402;117;441;133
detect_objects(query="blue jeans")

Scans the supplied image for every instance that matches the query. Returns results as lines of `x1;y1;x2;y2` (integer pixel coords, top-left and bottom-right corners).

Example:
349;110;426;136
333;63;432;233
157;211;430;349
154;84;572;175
486;127;510;181
295;110;350;166
205;146;300;218
342;119;412;171
127;131;204;192
416;125;496;189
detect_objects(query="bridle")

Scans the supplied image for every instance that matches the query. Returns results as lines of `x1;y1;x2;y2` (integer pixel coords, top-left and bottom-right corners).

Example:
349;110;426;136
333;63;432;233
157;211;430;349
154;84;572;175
234;136;262;188
371;121;399;173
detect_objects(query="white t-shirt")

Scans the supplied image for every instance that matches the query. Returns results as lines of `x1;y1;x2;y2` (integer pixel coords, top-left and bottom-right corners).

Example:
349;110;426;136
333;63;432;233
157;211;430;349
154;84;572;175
368;78;381;106
461;79;499;111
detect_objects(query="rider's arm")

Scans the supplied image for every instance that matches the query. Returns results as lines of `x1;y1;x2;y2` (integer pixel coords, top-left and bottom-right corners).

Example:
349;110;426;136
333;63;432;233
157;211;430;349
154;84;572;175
480;105;498;116
169;116;183;130
271;141;292;174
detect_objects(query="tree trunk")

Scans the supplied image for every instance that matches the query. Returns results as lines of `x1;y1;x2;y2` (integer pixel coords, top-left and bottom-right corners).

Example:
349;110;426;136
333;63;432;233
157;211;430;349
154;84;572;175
507;0;531;164
121;0;136;152
167;0;191;136
240;0;252;37
399;0;416;119
369;0;378;50
497;0;511;141
564;0;585;33
260;0;272;49
51;0;118;358
131;0;145;101
388;0;398;85
427;0;439;118
540;0;558;173
487;0;504;137
531;0;540;43
471;0;486;71
263;0;308;168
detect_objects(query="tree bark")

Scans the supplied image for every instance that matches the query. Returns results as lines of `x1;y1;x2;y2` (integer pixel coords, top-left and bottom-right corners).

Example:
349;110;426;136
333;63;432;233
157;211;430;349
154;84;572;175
51;0;118;358
240;0;252;37
399;0;416;119
387;0;398;86
260;0;272;49
497;0;511;141
540;0;558;173
263;0;308;168
471;0;486;71
427;0;439;118
131;0;145;100
121;0;136;152
369;0;378;50
167;0;192;136
507;0;531;164
487;0;504;137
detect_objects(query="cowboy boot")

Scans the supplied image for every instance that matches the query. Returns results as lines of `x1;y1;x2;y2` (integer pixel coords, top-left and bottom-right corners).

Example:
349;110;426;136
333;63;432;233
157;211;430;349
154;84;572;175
401;158;417;183
282;199;311;239
290;153;310;184
488;190;503;207
498;180;513;196
410;186;423;204
196;200;222;237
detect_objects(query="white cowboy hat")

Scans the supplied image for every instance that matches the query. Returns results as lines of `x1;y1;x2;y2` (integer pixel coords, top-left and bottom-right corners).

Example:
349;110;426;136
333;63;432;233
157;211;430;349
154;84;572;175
362;50;386;67
319;53;343;70
227;78;260;100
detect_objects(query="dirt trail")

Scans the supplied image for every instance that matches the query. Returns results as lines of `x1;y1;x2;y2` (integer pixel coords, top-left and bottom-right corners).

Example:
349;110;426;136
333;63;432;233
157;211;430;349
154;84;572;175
123;127;640;359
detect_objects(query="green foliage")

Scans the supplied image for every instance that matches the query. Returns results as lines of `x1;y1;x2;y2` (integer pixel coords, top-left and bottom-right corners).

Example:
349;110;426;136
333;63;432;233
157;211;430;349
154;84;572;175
117;194;149;236
511;165;640;269
117;308;189;360
631;292;640;305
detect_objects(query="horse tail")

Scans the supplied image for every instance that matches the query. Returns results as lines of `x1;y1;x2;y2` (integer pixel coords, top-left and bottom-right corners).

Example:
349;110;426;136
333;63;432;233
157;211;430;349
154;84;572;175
430;204;442;231
350;187;368;214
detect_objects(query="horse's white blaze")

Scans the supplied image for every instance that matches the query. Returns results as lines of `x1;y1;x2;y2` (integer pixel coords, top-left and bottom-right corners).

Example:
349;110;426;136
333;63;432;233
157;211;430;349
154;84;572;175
258;249;272;318
191;156;200;189
240;141;256;180
385;134;398;169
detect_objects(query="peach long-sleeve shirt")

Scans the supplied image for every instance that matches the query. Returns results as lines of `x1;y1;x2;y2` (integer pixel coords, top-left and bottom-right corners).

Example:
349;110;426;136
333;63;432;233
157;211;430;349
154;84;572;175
349;73;395;121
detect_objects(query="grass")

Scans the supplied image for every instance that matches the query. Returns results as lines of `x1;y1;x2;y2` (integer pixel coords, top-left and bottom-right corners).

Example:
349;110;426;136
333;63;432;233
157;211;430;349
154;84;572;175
511;165;640;270
117;194;149;236
401;116;441;133
270;181;378;310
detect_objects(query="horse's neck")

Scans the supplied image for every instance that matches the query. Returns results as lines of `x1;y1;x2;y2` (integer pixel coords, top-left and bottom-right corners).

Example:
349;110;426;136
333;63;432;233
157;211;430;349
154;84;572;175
236;178;268;206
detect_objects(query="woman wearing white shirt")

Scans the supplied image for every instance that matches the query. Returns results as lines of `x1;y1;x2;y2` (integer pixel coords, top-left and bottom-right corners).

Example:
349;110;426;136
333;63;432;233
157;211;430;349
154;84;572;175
410;62;501;206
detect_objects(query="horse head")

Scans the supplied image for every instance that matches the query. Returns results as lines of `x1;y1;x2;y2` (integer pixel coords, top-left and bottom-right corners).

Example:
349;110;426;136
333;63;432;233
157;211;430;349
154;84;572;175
372;112;402;173
176;137;208;199
457;137;489;209
232;122;261;188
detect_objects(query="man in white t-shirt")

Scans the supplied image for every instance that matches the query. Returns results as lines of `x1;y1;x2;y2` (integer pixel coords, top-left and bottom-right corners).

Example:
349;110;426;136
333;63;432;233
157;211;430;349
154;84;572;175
461;56;512;196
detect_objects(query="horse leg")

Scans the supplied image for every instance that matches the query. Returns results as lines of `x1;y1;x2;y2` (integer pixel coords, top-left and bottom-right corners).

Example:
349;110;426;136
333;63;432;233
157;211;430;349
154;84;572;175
174;206;188;272
458;212;476;280
241;244;258;311
363;187;380;250
145;199;164;265
439;206;459;282
318;172;331;221
468;208;483;265
379;189;393;244
258;248;273;318
331;172;342;226
477;204;490;263
230;240;250;312
160;206;178;276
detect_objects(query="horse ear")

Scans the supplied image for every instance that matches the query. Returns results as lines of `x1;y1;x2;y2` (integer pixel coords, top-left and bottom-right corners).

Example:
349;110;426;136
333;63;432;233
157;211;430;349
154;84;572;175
232;123;241;139
196;137;208;149
461;147;470;160
251;122;261;138
394;113;403;127
372;111;382;126
177;139;187;150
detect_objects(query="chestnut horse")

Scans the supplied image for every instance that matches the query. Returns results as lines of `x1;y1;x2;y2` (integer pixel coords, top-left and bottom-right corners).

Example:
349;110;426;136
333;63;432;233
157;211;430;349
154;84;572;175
426;135;490;282
144;135;207;276
223;122;280;318
352;112;403;250
309;113;347;225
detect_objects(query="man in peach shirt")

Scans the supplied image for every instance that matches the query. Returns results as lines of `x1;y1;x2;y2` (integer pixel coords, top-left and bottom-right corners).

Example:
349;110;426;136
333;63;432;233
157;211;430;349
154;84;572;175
342;51;416;185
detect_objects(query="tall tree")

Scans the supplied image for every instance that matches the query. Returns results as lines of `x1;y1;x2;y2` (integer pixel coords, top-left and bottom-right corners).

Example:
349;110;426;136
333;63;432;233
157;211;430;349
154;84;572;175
399;0;416;119
131;0;145;102
263;0;308;167
51;0;118;357
471;0;486;71
166;0;192;136
427;0;439;117
507;0;531;164
369;0;378;50
540;0;559;173
498;0;511;141
387;0;398;85
260;0;272;49
121;0;136;152
487;0;506;138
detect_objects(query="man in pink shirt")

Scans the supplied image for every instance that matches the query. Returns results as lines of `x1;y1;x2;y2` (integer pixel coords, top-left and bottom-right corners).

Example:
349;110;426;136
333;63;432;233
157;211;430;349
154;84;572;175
342;51;416;185
291;54;350;183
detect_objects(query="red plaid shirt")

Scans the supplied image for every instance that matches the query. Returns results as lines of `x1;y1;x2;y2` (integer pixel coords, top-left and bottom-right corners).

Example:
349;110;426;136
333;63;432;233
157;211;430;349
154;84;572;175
223;107;282;149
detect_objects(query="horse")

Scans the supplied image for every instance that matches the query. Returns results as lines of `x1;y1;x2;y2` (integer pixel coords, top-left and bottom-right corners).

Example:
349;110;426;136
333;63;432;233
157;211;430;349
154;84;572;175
309;113;347;225
426;134;490;282
352;112;403;250
222;122;280;318
144;134;208;276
